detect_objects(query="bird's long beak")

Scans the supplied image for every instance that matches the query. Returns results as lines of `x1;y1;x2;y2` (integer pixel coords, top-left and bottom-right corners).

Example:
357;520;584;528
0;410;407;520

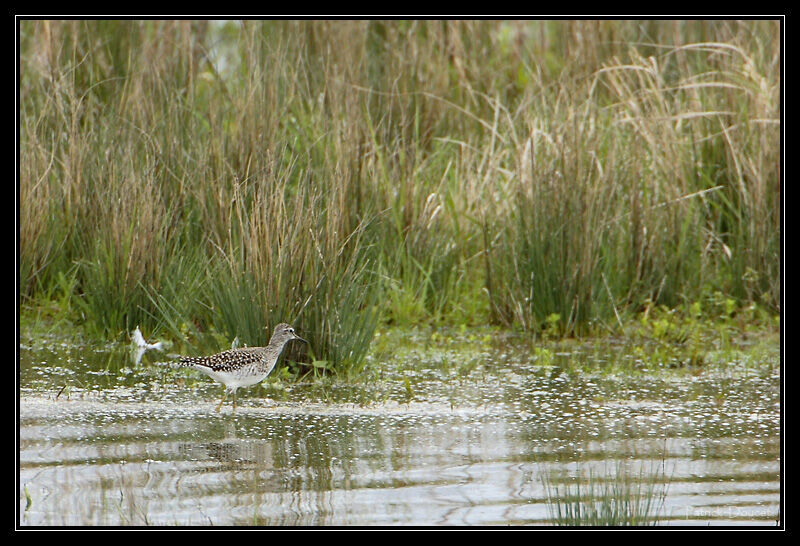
293;333;308;344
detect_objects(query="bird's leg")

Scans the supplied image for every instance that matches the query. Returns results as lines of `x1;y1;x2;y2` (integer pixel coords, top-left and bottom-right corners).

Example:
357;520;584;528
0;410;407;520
232;390;237;412
216;389;228;412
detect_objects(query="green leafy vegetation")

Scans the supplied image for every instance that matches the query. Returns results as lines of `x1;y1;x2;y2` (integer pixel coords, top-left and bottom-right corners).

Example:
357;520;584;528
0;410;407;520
19;21;780;371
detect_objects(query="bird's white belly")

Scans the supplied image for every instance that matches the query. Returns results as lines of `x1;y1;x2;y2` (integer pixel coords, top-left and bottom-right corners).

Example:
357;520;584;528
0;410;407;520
198;366;267;389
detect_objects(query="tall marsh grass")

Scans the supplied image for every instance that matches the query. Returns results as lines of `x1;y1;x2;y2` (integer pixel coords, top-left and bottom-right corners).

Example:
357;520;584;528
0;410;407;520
19;20;780;363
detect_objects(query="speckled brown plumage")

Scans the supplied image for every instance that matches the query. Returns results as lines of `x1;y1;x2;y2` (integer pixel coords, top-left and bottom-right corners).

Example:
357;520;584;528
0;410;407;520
177;323;307;412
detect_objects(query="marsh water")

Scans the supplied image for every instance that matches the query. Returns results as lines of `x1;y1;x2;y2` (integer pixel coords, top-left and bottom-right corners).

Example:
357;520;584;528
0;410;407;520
19;330;781;526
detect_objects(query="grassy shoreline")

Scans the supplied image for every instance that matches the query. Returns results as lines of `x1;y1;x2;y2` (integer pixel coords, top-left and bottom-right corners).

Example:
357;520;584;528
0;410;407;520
19;21;781;369
20;300;779;384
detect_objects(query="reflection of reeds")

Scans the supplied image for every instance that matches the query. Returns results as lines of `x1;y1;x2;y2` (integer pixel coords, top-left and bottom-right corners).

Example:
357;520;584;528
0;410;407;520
20;21;780;357
542;460;670;526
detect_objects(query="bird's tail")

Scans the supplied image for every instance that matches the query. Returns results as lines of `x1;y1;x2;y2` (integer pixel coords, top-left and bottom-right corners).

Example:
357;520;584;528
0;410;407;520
150;355;198;369
174;355;212;368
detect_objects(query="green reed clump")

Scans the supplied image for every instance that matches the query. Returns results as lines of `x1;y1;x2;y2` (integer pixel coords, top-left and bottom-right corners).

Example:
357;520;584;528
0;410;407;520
197;170;381;370
488;25;779;335
20;21;211;337
542;460;670;526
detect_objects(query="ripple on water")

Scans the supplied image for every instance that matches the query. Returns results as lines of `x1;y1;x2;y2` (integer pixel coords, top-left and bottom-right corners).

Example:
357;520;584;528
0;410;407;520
19;338;780;526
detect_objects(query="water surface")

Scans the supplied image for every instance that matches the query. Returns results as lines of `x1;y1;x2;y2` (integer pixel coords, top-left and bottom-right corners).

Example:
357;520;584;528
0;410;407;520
19;332;781;526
